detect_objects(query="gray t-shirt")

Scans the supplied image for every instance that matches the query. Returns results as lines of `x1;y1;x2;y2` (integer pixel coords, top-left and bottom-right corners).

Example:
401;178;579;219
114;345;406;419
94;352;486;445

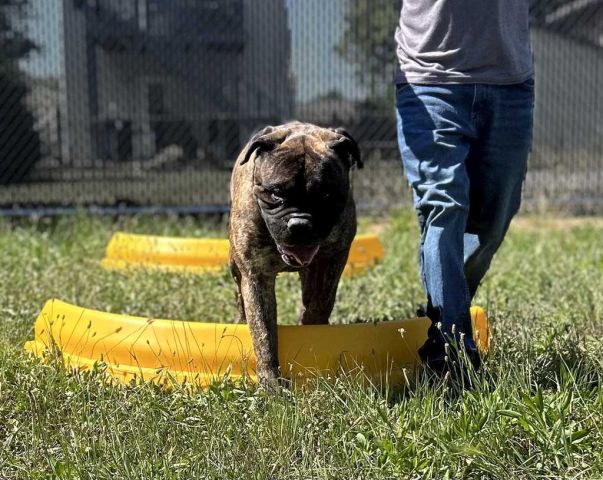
395;0;533;84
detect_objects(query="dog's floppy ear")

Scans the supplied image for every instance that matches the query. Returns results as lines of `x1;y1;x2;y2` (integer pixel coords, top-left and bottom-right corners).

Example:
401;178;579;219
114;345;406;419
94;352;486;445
239;126;289;166
330;128;363;169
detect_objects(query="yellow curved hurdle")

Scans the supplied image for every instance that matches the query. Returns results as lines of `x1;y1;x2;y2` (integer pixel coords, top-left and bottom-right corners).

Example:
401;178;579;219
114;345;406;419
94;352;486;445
101;233;384;276
24;299;490;388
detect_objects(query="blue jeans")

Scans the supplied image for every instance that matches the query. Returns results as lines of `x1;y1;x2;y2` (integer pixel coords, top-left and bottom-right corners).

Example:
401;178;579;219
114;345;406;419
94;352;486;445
396;81;534;345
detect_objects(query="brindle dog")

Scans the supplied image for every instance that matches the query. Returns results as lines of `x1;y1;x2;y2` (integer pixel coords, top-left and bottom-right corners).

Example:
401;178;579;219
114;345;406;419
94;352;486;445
229;122;362;387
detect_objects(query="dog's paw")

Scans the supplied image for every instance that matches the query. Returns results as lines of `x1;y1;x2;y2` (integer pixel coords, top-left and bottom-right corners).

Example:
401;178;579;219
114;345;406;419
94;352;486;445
257;372;293;397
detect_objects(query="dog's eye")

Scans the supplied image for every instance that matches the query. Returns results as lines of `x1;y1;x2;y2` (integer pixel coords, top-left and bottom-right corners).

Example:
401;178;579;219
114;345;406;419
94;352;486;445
257;188;283;206
265;192;283;205
269;193;283;204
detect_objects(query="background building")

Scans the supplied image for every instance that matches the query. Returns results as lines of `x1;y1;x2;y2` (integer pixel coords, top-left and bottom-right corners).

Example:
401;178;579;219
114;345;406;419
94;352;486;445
57;0;293;167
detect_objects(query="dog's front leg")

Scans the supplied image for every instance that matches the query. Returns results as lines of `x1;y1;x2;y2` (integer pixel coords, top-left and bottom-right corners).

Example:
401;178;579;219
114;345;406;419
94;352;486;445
299;249;349;325
239;273;280;387
229;260;247;324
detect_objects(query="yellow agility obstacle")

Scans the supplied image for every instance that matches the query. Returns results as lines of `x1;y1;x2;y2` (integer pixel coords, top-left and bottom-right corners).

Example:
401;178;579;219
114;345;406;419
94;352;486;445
101;233;384;276
24;299;490;388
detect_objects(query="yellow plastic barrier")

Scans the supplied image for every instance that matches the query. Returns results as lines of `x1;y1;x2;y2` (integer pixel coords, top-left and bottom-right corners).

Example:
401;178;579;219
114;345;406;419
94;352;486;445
101;233;384;276
24;299;490;388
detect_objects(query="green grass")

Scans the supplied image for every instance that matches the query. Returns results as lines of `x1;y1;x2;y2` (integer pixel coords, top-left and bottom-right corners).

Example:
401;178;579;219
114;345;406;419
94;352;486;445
0;210;602;479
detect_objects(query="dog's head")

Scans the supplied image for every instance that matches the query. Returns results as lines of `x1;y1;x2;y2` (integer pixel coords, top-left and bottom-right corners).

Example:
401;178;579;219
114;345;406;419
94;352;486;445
239;122;362;268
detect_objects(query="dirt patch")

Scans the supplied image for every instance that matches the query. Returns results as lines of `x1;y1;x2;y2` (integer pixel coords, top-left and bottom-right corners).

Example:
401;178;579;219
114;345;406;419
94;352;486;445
357;213;603;236
361;220;390;235
511;215;603;232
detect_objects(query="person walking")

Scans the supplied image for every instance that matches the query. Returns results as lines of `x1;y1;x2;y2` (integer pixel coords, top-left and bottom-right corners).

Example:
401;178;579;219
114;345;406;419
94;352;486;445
394;0;535;374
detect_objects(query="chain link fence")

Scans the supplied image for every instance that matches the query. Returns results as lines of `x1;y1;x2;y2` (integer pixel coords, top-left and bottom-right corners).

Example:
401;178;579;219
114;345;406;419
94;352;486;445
0;0;601;214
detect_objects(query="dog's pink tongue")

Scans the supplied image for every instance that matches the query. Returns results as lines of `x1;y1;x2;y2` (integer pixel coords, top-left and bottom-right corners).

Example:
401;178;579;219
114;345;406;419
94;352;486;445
282;245;319;266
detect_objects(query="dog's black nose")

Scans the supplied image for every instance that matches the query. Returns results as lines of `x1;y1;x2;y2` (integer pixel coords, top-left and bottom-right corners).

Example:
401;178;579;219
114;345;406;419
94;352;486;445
287;217;312;235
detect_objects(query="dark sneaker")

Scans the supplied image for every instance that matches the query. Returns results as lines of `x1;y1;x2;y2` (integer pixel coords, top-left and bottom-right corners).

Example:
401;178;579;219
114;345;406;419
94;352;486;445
417;311;481;384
